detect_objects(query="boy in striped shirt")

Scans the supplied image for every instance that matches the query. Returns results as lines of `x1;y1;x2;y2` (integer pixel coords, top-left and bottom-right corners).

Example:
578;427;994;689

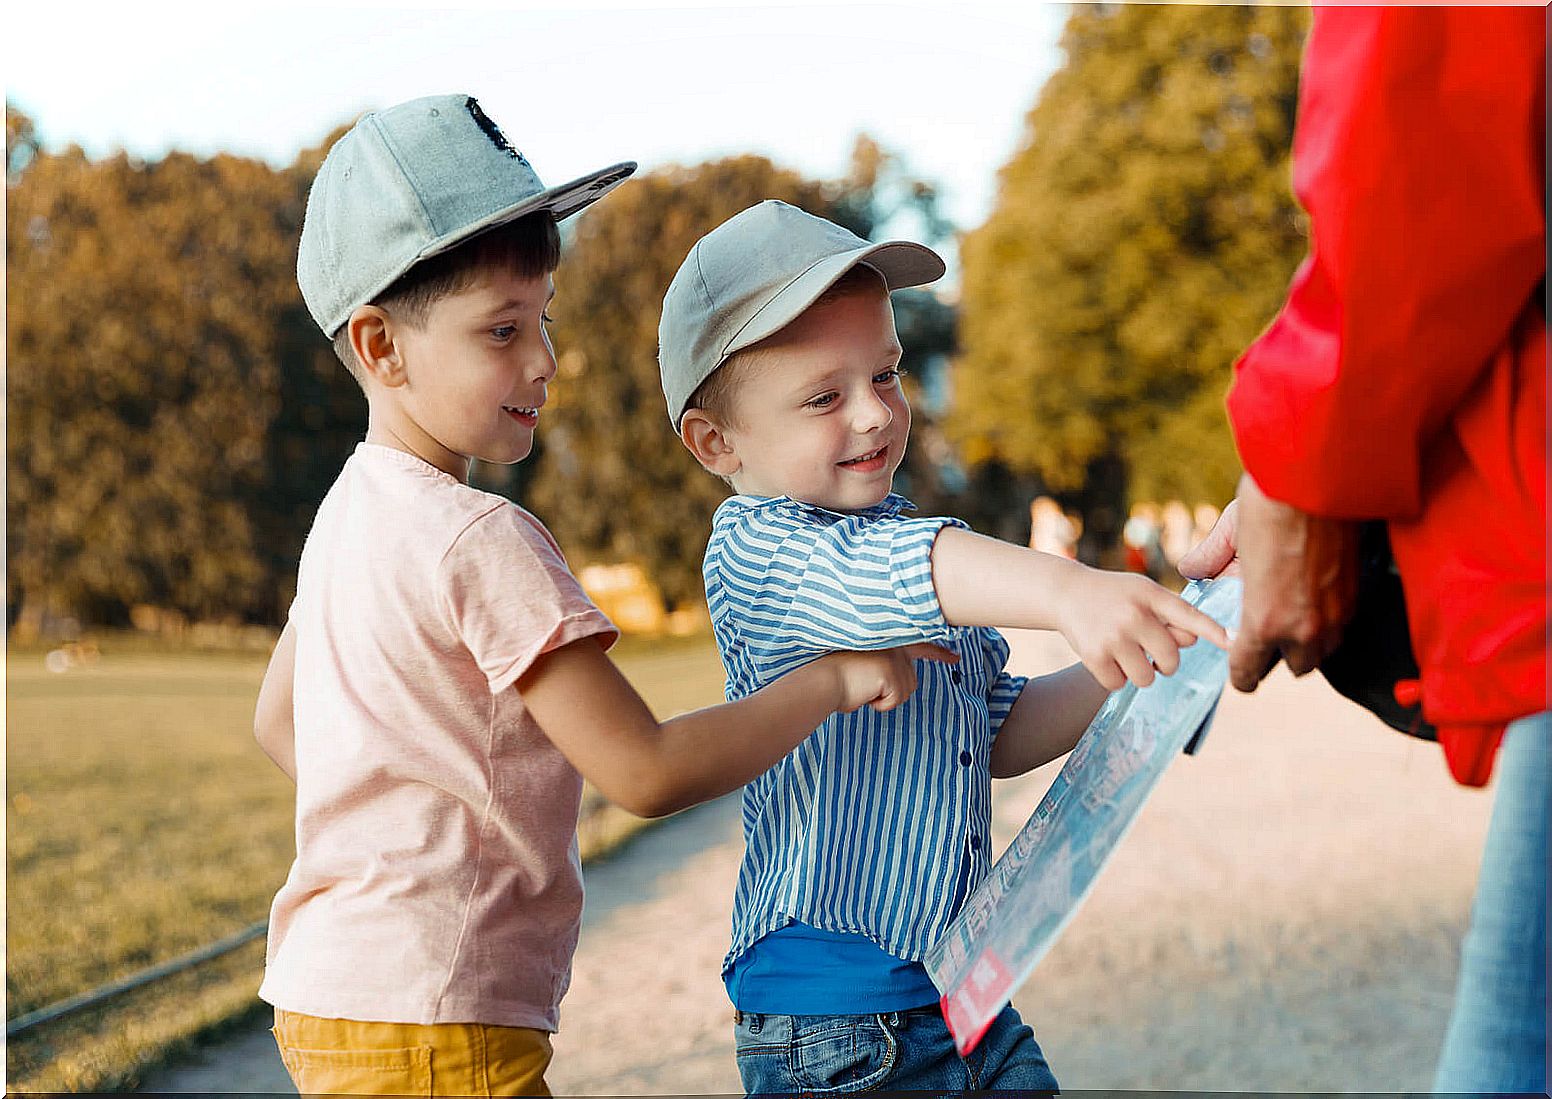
658;200;1229;1094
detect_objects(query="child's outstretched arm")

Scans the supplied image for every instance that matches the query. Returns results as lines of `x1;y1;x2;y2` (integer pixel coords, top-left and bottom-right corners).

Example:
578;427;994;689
931;527;1229;692
988;663;1109;779
254;622;298;781
517;638;957;818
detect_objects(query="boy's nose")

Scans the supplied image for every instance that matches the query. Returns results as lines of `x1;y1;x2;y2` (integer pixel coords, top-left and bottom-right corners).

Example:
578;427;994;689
531;347;558;384
852;391;894;433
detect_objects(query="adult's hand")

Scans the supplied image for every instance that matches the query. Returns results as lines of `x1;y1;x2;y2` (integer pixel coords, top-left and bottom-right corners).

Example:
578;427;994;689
1176;499;1241;580
1181;474;1359;693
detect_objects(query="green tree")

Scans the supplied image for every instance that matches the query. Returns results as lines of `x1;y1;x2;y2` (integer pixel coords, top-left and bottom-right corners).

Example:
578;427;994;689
948;5;1309;557
533;145;956;607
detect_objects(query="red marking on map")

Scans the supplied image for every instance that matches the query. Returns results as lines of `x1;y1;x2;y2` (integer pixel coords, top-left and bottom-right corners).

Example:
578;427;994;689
943;948;1013;1054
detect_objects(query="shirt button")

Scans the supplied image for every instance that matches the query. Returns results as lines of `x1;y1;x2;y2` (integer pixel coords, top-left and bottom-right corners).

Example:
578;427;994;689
959;751;972;766
951;668;963;685
970;835;983;850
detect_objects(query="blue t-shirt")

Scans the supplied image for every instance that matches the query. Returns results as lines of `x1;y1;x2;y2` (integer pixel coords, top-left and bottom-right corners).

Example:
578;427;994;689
725;922;941;1013
725;844;977;1014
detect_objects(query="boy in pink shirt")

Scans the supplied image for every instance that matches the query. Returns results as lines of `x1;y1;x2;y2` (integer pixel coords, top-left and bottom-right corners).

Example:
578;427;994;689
253;94;949;1097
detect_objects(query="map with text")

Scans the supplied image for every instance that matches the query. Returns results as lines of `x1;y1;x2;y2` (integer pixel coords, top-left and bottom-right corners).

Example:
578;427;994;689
925;577;1244;1054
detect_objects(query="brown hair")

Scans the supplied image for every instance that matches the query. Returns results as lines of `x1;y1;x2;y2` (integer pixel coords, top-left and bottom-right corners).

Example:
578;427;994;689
333;212;562;378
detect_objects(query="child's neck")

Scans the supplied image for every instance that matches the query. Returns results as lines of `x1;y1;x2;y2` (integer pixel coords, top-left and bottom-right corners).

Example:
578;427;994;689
730;479;893;514
365;402;470;482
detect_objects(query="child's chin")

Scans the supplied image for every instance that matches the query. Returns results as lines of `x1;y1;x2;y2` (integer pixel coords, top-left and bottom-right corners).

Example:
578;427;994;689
478;445;532;466
829;483;895;512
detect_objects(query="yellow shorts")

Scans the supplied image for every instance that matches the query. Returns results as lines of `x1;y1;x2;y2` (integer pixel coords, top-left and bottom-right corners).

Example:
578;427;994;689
271;1008;553;1097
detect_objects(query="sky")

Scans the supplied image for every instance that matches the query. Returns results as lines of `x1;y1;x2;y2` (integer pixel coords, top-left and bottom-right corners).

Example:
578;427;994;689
7;1;1070;237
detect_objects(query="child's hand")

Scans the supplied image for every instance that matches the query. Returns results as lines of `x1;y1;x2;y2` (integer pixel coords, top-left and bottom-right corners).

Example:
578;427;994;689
819;644;960;714
1056;568;1230;692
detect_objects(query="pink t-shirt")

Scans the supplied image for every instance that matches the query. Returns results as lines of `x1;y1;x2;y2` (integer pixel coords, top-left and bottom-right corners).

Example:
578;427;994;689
259;443;617;1030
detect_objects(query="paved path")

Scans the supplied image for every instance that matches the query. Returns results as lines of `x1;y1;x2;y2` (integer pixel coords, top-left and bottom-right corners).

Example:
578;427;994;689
141;631;1494;1093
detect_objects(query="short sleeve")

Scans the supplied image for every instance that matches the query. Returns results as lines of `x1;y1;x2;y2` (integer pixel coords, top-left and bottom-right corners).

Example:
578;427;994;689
439;504;618;695
979;629;1028;740
712;506;964;666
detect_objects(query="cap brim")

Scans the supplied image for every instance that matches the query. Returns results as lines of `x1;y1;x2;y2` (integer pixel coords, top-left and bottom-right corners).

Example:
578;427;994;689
417;160;638;264
723;240;945;360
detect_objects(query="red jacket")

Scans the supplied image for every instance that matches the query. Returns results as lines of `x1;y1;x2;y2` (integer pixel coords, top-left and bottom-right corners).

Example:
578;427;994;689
1226;8;1546;787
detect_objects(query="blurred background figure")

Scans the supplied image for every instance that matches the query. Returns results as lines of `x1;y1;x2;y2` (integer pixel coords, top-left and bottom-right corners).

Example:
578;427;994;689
1158;500;1196;573
1028;495;1078;560
1190;504;1220;553
1121;501;1164;577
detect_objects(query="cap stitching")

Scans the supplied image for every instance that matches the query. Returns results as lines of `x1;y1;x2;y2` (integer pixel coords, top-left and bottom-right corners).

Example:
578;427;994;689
692;245;716;313
723;244;940;358
369;113;438;238
718;251;847;359
312;154;342;334
668;244;717;425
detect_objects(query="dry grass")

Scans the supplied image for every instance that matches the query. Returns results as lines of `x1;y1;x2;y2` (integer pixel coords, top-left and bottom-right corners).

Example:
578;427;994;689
5;633;729;1092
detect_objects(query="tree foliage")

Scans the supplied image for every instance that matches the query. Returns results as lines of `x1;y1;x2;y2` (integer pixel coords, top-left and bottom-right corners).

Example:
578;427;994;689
8;106;954;625
948;5;1310;543
6;108;363;627
529;156;831;609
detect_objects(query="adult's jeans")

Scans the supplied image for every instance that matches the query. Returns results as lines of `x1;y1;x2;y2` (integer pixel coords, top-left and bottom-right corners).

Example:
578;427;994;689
1433;710;1548;1093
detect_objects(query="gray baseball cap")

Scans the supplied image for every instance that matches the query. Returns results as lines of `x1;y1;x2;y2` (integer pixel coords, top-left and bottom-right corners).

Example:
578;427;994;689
298;93;636;337
658;200;946;428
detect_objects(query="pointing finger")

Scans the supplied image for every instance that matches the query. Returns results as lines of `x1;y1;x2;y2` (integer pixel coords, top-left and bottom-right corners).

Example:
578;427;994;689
1159;597;1231;651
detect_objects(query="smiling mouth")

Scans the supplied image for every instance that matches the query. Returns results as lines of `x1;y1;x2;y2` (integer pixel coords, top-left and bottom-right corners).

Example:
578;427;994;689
503;405;540;421
838;444;887;468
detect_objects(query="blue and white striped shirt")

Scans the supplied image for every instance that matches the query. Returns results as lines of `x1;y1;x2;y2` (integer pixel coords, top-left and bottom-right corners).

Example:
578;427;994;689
706;492;1028;974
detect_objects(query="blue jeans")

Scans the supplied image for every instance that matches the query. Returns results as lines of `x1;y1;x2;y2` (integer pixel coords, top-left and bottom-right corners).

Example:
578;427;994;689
733;1003;1058;1094
1434;711;1548;1093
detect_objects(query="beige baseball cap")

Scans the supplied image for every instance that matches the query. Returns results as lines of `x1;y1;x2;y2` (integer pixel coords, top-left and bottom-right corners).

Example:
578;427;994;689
658;200;945;429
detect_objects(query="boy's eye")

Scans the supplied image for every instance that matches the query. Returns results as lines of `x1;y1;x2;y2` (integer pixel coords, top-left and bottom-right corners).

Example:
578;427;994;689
874;367;905;386
491;325;517;341
805;392;838;409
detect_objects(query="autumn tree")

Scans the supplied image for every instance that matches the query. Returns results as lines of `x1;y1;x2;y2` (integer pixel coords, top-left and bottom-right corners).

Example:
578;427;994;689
6;110;365;628
9;142;286;624
948;5;1310;557
6;108;952;626
247;126;368;622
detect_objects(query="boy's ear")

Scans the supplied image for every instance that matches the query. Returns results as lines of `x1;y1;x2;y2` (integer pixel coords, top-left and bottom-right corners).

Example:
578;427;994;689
679;409;741;477
347;305;407;388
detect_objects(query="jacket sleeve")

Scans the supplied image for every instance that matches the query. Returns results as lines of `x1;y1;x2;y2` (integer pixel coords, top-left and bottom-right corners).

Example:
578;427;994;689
1226;8;1545;519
